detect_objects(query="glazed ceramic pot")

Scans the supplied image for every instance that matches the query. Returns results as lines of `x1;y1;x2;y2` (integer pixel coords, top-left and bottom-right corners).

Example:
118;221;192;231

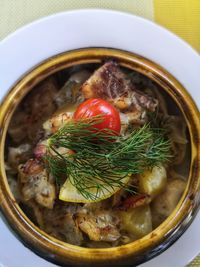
0;48;199;267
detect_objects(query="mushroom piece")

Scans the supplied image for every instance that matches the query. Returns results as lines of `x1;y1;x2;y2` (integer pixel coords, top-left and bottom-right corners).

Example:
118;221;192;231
18;159;56;209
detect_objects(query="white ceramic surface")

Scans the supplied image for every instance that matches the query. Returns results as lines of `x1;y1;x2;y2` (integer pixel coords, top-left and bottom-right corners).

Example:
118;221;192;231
0;9;199;267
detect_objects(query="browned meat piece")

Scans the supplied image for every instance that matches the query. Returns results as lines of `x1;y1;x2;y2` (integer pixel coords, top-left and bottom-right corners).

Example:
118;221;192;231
115;194;151;211
41;203;83;245
81;62;158;125
55;70;91;107
43;111;73;135
8;77;58;143
21;200;45;227
25;77;58;140
24;77;58;122
75;210;120;242
18;159;56;209
8;111;30;144
20;201;83;245
50;213;83;245
7;174;21;201
7;144;32;171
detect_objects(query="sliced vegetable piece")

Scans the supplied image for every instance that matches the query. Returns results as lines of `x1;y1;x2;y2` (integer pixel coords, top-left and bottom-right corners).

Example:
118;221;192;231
59;175;130;203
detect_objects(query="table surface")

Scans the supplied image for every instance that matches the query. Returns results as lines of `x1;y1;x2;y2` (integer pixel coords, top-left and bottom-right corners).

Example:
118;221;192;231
0;1;199;266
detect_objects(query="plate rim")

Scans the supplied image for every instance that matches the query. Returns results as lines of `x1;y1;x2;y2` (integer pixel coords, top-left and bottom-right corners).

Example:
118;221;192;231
1;8;200;57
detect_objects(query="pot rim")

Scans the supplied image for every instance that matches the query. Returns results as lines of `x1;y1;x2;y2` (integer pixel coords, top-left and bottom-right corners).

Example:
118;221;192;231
0;48;199;266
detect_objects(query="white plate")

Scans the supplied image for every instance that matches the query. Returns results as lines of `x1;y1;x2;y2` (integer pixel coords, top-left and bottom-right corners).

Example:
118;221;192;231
0;9;199;267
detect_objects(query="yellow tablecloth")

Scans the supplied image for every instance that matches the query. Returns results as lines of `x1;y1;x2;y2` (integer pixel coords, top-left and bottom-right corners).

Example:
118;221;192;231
0;0;199;266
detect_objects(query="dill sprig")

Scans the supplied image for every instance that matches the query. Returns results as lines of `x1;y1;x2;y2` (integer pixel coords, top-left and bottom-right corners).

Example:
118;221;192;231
45;118;172;201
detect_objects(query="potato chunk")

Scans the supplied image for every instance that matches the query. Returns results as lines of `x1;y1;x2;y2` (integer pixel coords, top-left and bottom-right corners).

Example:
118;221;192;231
119;205;152;238
18;159;56;209
139;165;167;198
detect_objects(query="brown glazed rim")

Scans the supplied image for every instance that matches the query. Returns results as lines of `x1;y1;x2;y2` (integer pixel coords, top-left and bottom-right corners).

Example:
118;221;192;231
0;48;199;267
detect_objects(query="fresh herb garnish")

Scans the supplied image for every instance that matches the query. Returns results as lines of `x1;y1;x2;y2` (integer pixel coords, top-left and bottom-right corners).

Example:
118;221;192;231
45;117;172;201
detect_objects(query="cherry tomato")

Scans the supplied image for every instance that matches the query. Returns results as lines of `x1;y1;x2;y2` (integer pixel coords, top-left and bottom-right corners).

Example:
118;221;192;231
73;98;121;134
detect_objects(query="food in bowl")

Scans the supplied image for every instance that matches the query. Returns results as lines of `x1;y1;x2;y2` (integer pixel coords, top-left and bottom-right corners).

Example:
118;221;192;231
5;60;189;248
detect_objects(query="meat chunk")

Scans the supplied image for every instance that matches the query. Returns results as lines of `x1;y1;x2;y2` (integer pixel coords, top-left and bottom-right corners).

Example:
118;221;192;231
20;200;45;227
41;203;83;245
8;77;58;143
75;210;120;242
55;70;91;108
8;111;30;144
24;76;58;122
18;159;56;209
52;213;83;245
7;174;21;201
7;144;32;171
43;111;73;135
115;194;151;211
81;62;158;125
